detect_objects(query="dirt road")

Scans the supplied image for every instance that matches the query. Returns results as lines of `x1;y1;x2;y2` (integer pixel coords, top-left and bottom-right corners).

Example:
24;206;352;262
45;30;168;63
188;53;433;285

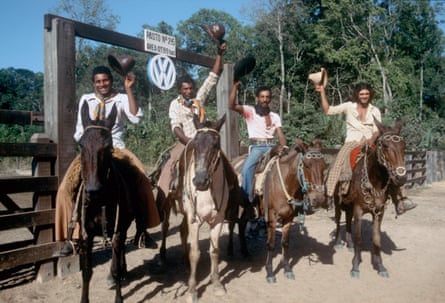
1;181;445;303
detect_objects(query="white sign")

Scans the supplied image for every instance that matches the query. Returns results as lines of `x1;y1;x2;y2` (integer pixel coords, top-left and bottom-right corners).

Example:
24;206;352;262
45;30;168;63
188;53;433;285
144;29;176;57
147;55;176;91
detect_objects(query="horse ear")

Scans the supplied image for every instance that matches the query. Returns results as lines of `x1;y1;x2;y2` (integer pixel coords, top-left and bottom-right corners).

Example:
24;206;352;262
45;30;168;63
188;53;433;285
374;116;385;134
394;117;403;134
104;104;117;130
294;137;307;152
81;102;93;129
215;114;226;132
312;138;323;149
193;113;202;129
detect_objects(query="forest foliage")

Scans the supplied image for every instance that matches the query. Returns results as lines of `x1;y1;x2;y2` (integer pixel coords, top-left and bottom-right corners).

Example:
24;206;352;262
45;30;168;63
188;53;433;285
1;0;445;167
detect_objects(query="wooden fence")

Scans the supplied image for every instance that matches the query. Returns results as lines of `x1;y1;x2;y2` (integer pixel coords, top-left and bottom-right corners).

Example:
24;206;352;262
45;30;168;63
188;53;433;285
0;109;59;282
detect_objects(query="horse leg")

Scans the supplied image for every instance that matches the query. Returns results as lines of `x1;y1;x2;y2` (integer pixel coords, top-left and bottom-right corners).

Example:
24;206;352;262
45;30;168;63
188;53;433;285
79;233;93;303
265;215;277;283
159;207;171;266
109;229;128;303
351;210;362;278
333;197;343;249
186;221;199;303
280;219;295;280
344;206;354;251
238;208;249;257
227;220;235;257
372;212;389;277
180;215;189;264
209;221;226;297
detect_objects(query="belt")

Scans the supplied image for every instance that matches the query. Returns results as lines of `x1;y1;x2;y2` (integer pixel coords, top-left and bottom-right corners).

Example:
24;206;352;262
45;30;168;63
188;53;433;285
250;138;275;145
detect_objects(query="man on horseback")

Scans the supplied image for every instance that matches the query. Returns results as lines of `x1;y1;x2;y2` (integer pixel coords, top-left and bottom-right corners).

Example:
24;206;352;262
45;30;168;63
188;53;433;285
314;80;416;215
228;81;287;219
156;41;238;214
54;66;161;257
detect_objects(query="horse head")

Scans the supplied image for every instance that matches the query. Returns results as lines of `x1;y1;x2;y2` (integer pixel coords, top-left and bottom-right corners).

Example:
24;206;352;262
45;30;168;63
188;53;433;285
190;114;226;191
374;117;407;187
79;102;117;198
294;137;329;211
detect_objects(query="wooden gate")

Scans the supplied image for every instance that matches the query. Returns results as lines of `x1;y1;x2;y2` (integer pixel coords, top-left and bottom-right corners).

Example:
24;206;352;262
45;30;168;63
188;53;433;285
0;110;58;282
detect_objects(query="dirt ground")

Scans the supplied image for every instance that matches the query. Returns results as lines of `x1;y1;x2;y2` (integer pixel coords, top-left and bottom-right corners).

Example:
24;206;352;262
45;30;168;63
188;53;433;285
1;181;445;303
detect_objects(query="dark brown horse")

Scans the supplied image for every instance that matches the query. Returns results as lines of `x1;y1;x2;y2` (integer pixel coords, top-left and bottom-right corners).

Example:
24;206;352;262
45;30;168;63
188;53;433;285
77;102;150;303
159;114;237;303
333;118;406;278
232;138;328;283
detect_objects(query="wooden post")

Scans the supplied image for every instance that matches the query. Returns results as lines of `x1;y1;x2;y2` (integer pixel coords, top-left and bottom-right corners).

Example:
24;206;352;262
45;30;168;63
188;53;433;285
44;17;77;181
31;134;56;282
217;63;239;160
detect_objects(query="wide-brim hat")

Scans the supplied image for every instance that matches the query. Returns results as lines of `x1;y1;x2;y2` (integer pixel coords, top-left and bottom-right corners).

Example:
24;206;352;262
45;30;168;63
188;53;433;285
308;68;328;88
107;52;135;76
201;23;226;47
234;56;256;82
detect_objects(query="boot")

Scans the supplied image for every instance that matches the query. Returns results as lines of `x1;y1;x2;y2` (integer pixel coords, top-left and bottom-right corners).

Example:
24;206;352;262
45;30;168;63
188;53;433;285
396;197;417;215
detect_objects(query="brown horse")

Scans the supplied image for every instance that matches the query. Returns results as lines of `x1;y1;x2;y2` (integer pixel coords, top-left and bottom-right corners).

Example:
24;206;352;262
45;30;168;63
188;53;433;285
77;102;150;303
333;118;406;278
232;138;328;283
159;114;235;303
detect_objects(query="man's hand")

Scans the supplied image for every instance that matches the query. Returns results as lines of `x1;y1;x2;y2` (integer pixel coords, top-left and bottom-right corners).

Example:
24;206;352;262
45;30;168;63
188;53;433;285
218;42;227;55
124;73;136;90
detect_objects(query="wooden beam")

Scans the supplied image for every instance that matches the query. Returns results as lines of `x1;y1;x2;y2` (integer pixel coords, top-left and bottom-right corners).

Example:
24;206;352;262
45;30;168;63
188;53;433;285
0;242;59;271
0;209;55;231
44;14;214;68
0;110;44;126
0;176;58;194
0;143;57;158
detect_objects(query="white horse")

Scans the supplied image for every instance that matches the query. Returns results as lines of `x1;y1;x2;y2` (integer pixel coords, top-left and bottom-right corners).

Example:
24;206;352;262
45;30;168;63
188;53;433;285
161;114;231;303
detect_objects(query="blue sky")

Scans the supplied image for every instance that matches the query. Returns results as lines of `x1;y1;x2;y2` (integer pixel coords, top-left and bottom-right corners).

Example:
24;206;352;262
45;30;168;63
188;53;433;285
0;0;251;72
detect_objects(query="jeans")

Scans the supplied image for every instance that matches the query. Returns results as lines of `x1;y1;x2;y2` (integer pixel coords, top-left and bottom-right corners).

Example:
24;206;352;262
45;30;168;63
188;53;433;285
242;144;274;202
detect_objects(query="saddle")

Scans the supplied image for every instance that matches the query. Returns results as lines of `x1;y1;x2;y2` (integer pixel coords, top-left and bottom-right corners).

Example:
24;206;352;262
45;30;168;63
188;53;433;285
254;145;281;173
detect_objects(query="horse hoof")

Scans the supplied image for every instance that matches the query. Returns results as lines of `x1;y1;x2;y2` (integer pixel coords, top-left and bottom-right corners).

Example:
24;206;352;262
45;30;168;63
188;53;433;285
334;243;344;250
213;284;226;297
284;271;295;280
185;293;198;303
107;274;116;289
350;270;360;278
379;271;389;278
266;276;277;283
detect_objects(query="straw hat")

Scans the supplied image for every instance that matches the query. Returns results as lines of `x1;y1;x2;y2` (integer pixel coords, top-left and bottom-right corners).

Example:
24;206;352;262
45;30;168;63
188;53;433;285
308;68;328;88
107;52;135;76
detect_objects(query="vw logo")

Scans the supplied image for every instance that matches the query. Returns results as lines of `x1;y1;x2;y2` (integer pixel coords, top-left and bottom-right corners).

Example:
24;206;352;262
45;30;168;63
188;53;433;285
147;55;176;90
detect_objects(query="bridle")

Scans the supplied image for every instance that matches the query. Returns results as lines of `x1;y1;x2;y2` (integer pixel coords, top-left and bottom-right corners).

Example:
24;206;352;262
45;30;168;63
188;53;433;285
183;127;224;223
376;134;406;179
361;133;405;215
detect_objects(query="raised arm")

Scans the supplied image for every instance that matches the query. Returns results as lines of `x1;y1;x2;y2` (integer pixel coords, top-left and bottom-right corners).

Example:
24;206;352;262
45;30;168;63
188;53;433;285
315;84;329;114
228;81;244;115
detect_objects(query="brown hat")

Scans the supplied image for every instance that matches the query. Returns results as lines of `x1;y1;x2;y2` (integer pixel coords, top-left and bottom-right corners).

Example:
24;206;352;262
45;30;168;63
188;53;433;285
308;68;328;88
200;23;226;47
107;52;135;76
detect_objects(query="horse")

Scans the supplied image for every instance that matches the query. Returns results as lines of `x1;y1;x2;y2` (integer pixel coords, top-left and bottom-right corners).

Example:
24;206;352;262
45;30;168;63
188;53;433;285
231;138;328;283
332;118;406;278
76;102;152;303
159;114;234;303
